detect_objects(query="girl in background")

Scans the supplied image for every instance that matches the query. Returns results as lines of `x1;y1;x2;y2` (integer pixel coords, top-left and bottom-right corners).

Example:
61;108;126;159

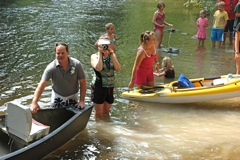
152;1;173;48
95;23;116;52
154;56;175;78
196;10;208;46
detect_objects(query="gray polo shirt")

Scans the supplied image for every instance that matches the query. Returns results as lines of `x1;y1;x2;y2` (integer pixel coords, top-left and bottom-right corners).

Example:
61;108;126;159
41;57;86;97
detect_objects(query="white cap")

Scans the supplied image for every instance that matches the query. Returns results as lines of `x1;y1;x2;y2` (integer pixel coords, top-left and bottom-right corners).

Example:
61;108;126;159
98;39;110;45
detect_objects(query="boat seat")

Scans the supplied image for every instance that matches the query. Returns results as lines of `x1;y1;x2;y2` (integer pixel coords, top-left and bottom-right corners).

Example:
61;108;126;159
5;101;50;143
178;74;195;88
212;78;228;85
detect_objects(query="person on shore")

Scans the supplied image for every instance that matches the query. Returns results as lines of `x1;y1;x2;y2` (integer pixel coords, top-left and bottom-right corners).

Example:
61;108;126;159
196;10;208;46
211;1;229;48
154;56;175;78
91;38;121;120
152;1;173;48
234;24;240;74
31;43;87;113
95;23;116;52
128;31;159;89
217;0;238;45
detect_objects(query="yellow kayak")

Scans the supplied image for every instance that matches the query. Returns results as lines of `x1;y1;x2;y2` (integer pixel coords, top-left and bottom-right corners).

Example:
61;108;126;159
122;74;240;103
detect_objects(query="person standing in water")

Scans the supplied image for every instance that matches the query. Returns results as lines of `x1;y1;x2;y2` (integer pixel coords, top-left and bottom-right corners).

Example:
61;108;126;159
196;10;209;46
152;1;173;48
211;1;229;48
217;0;238;45
31;43;87;113
128;31;159;89
91;38;121;120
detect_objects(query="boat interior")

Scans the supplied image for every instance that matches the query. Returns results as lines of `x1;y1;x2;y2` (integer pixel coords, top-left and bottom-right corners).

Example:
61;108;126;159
0;102;76;155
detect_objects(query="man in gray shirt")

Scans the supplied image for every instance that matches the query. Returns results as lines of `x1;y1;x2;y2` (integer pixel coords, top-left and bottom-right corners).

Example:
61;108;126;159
31;43;86;113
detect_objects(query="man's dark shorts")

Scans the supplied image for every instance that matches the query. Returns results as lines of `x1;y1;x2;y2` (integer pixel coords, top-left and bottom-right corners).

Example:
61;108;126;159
224;20;234;33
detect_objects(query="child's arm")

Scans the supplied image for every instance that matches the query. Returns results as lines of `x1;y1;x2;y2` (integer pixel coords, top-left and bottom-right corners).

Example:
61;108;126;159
164;21;173;27
154;71;166;77
204;19;208;27
223;20;227;29
212;18;216;28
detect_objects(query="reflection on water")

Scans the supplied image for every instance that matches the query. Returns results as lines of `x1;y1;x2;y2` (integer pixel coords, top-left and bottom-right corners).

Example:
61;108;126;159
1;0;240;159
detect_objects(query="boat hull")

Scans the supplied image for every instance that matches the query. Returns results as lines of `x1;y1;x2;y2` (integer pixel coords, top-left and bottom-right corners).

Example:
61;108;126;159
0;105;93;160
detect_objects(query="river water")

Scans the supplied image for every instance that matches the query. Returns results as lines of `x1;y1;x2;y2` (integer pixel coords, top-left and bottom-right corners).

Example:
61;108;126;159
1;0;240;159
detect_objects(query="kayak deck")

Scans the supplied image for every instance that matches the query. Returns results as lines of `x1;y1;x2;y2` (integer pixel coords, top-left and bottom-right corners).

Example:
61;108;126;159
122;75;240;103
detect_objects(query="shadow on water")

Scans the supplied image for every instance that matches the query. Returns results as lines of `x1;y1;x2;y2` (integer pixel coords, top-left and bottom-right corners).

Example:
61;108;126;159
1;0;240;159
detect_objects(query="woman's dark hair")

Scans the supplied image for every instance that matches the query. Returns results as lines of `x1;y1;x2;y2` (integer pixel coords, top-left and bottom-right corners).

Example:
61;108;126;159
55;43;69;52
157;1;165;9
200;10;207;18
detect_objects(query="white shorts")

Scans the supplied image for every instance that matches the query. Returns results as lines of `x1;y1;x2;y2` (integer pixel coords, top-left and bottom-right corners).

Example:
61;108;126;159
51;90;78;108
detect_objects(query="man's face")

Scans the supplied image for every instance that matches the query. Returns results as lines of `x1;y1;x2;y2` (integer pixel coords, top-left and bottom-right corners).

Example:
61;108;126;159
55;45;69;63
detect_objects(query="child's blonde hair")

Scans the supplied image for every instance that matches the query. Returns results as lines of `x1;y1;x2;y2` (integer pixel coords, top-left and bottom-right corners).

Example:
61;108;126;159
105;23;114;30
162;57;173;70
217;1;225;7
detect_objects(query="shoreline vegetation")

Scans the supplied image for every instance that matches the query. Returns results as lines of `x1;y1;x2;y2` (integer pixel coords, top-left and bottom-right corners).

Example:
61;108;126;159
184;0;216;15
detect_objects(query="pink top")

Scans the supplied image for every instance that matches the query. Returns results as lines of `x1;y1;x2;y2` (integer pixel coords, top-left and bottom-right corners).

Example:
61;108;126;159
154;12;165;30
196;17;208;39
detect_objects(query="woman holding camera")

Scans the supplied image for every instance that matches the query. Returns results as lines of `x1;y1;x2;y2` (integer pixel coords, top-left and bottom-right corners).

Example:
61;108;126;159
90;38;121;121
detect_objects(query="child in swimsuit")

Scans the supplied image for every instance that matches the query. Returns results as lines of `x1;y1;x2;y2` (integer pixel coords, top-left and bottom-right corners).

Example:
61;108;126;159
152;1;173;48
154;56;175;78
95;23;116;52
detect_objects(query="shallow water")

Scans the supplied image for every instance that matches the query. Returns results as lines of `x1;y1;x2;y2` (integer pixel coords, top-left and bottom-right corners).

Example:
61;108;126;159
1;0;240;159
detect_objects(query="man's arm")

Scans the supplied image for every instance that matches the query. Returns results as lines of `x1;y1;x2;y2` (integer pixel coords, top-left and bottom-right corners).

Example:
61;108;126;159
31;80;48;113
78;78;87;108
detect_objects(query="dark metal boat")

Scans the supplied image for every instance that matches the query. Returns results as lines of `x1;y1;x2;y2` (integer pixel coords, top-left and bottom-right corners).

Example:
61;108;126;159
0;102;93;160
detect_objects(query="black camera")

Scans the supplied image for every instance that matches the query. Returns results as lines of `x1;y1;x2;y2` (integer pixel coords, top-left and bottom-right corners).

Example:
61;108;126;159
102;44;108;50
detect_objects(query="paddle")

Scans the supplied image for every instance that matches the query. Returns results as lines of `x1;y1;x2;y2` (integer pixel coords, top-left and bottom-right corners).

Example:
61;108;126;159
140;85;169;90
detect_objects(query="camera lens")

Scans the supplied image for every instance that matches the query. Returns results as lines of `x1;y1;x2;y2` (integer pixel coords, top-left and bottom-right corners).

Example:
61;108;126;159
102;45;108;50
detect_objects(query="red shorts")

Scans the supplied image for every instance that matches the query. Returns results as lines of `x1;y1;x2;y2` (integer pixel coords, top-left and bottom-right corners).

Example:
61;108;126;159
134;67;154;86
